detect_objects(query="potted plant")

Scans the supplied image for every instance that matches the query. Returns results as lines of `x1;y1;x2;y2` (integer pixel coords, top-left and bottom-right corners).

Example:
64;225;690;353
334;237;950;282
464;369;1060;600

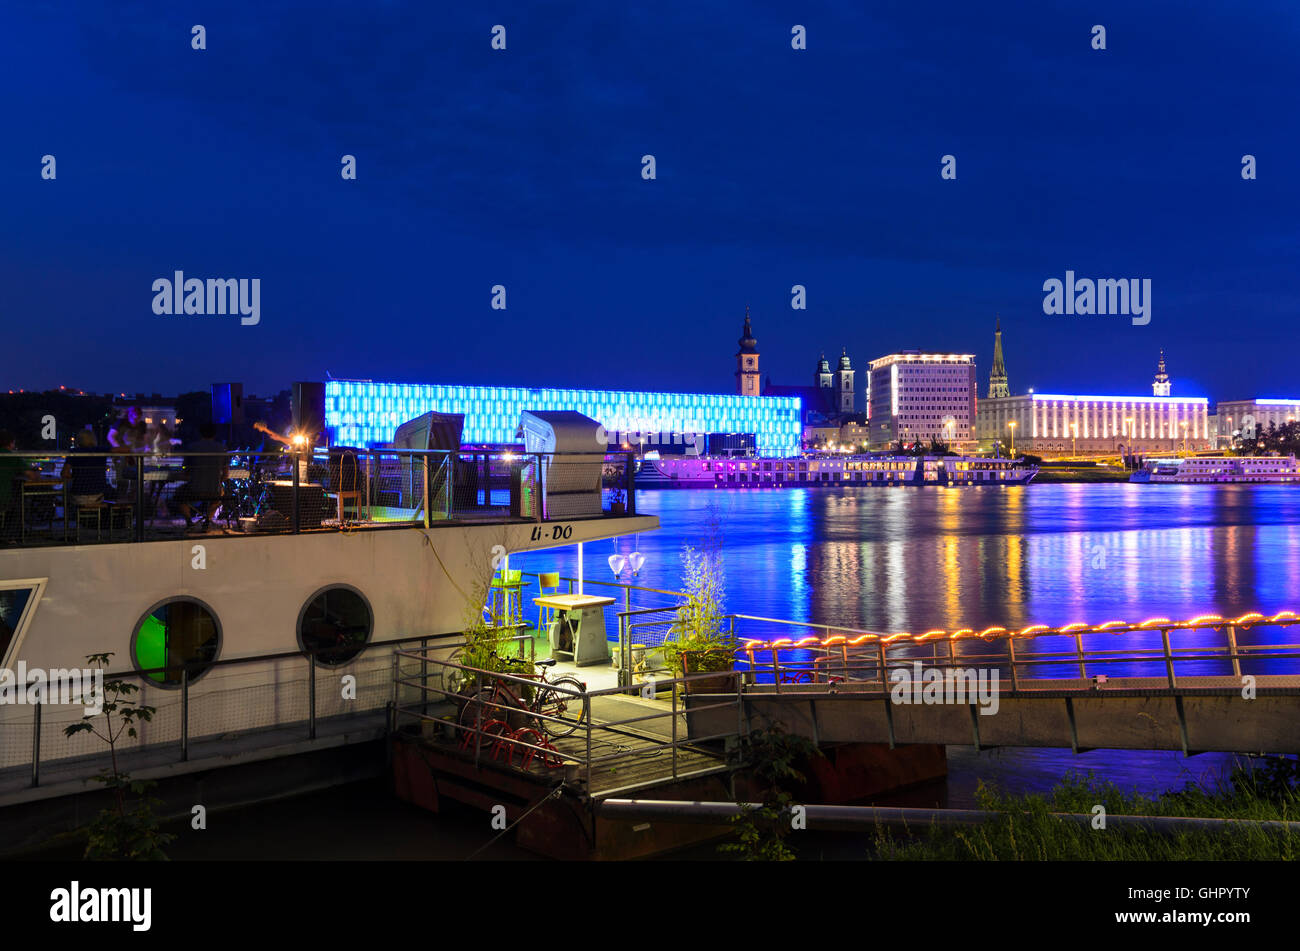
662;524;737;694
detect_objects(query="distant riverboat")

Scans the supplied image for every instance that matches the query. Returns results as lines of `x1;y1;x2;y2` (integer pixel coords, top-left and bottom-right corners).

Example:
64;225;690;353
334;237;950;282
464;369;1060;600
1129;454;1300;484
637;454;1038;488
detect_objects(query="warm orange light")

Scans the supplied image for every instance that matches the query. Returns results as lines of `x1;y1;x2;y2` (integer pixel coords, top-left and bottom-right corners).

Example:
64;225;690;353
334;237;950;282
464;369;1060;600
735;609;1300;653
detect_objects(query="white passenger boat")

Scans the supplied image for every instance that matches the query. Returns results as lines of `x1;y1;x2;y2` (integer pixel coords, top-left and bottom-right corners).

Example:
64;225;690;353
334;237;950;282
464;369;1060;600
0;433;653;781
637;454;1038;488
1129;454;1300;484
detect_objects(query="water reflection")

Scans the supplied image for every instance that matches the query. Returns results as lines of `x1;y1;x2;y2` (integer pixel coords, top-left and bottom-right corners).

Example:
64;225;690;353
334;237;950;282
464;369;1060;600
513;483;1300;801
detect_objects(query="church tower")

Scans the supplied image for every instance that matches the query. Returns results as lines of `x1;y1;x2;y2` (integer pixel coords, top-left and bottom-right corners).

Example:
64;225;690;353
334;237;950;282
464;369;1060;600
735;306;760;397
814;352;833;411
988;316;1010;399
833;348;855;413
1152;350;1171;396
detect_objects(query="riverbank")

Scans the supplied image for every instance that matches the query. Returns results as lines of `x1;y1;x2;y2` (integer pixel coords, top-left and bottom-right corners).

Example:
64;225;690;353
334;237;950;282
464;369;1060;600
1031;466;1132;483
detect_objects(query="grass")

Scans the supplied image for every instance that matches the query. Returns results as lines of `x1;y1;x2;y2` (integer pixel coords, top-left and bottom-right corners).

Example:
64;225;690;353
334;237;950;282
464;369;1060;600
869;757;1300;860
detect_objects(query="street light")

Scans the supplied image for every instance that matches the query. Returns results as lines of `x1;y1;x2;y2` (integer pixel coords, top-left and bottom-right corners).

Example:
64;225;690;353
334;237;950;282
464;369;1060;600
1071;423;1078;458
1007;420;1017;457
1181;420;1188;456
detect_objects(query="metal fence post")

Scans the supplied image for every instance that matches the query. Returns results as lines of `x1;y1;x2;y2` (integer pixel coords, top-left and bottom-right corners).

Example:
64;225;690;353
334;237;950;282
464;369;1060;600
292;449;301;534
625;450;636;516
181;667;189;761
423;454;430;529
308;653;317;739
1005;635;1020;691
672;673;678;779
585;694;593;789
1160;627;1177;689
1226;625;1242;679
1075;632;1087;680
135;455;144;541
30;701;40;788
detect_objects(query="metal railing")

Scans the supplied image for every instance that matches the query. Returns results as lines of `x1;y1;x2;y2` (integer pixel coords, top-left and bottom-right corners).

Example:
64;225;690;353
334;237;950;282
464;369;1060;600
4;632;458;790
391;648;742;796
727;615;1300;694
0;448;639;547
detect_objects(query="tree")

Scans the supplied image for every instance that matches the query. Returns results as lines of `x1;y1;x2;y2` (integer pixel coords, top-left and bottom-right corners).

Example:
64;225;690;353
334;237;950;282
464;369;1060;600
63;653;175;860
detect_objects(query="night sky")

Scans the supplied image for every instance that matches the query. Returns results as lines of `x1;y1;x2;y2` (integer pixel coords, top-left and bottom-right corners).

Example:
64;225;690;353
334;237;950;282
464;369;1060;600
4;1;1298;402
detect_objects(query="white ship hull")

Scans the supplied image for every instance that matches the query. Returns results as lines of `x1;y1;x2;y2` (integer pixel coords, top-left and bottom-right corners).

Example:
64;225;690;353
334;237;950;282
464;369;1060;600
0;515;656;772
1130;455;1300;484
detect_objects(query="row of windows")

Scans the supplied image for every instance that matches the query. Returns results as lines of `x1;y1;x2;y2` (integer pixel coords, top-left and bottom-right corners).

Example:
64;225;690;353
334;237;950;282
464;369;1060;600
130;586;373;688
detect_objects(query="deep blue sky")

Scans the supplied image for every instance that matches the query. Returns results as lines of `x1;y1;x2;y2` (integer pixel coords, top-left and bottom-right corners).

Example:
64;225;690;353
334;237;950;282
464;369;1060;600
4;1;1298;402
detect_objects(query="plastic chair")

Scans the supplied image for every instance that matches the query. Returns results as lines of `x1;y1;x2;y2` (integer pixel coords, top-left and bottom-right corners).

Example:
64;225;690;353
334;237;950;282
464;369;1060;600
536;571;560;639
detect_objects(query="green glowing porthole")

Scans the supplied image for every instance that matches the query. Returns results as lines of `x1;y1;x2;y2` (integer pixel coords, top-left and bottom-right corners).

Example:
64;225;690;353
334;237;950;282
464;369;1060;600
130;598;221;687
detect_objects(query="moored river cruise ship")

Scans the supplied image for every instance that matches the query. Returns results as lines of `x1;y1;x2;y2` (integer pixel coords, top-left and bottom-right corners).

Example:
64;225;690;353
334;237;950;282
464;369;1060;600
1129;454;1300;484
638;454;1038;488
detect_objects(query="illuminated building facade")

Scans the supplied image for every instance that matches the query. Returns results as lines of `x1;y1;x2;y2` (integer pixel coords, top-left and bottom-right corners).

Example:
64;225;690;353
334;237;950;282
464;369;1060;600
865;352;977;449
1217;399;1300;443
977;348;1211;454
977;394;1211;453
324;380;803;457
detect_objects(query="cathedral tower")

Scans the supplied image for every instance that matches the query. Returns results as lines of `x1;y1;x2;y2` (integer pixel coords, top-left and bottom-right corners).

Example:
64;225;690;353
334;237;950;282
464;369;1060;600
735;306;760;397
988;316;1010;399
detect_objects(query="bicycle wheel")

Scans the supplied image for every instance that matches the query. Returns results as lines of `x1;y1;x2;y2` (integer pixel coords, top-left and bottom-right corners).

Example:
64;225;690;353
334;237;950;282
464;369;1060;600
458;687;499;737
537;675;587;738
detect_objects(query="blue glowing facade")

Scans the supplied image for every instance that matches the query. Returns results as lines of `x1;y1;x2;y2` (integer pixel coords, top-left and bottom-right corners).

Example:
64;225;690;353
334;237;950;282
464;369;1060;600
324;381;803;457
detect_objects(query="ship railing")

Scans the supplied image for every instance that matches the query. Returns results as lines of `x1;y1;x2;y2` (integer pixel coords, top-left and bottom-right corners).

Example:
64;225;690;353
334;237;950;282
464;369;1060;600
722;614;1300;693
4;632;466;791
0;448;639;547
391;648;742;796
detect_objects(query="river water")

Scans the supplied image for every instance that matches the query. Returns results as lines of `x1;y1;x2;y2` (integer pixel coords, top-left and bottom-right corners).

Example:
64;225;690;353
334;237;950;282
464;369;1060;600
515;482;1300;803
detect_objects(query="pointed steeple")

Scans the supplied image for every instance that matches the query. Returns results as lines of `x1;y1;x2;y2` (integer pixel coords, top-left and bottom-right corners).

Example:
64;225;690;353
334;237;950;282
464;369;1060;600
988;314;1009;399
737;304;757;354
1152;349;1170;396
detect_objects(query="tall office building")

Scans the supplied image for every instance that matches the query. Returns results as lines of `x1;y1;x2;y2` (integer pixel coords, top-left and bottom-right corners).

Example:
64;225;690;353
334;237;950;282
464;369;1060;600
865;352;977;449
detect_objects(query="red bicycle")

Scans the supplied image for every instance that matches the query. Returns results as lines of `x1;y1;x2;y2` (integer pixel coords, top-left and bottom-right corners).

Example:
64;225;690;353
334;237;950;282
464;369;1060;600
458;654;588;740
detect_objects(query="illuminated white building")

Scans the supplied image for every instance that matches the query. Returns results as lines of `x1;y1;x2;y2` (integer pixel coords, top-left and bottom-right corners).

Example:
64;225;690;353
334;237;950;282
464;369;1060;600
976;342;1209;455
866;352;977;449
977;393;1211;454
1216;399;1300;443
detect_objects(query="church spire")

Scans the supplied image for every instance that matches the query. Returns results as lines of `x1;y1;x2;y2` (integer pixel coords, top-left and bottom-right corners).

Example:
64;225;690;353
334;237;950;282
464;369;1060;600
988;314;1009;399
1152;349;1170;396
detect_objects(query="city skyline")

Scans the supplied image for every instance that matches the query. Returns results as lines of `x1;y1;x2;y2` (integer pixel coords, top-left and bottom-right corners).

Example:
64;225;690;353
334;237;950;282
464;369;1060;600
5;2;1300;400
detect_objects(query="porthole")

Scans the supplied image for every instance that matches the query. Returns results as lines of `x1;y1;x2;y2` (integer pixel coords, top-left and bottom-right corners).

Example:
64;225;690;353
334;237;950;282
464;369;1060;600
131;597;221;687
298;585;373;667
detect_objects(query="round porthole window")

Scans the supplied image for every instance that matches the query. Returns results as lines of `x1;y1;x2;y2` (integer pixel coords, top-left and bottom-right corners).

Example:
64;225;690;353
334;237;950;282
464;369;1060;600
298;585;373;667
131;597;221;687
